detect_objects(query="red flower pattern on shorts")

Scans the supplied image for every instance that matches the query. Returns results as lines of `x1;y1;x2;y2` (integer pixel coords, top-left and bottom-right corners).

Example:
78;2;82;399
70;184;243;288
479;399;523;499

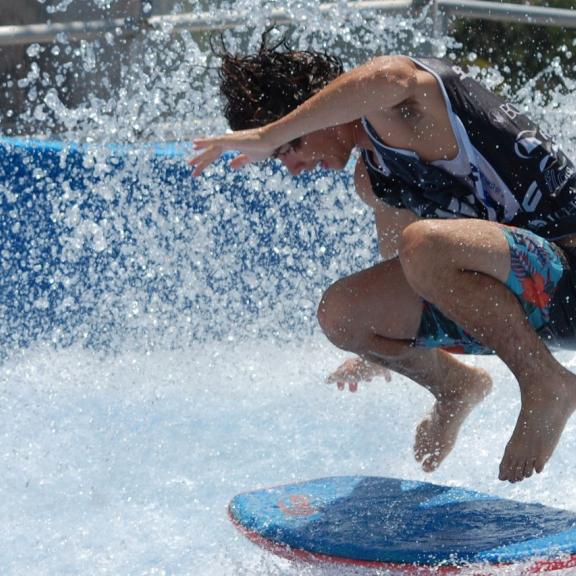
521;272;551;310
414;226;565;355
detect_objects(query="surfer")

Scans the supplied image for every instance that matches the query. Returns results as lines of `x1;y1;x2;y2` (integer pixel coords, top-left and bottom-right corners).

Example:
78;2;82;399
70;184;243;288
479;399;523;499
189;32;576;484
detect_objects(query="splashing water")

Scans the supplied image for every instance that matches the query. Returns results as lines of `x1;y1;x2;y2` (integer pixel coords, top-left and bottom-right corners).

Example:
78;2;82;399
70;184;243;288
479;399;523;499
1;1;576;574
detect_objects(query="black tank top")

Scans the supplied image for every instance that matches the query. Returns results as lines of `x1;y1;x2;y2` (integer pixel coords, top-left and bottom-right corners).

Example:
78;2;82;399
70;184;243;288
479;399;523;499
361;57;576;240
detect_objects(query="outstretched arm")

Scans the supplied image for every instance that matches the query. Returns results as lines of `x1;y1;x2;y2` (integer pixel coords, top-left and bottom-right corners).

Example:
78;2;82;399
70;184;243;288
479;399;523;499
189;55;417;176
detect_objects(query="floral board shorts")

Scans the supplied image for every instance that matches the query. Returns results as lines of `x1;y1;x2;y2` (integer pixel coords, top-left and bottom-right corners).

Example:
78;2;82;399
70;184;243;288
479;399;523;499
413;225;576;355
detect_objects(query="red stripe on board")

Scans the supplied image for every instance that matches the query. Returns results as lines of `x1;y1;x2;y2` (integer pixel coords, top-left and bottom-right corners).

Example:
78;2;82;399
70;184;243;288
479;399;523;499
228;505;576;575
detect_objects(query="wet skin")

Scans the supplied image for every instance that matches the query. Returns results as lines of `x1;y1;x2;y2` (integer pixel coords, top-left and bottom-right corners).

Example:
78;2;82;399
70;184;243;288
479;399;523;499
189;56;576;482
278;130;576;483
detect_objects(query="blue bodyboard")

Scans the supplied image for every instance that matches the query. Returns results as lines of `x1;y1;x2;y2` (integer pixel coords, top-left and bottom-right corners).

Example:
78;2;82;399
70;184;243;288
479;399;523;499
229;476;576;572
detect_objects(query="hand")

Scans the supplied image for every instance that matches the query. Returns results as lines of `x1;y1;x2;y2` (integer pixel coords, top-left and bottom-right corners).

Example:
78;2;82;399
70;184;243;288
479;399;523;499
326;357;392;393
188;127;278;176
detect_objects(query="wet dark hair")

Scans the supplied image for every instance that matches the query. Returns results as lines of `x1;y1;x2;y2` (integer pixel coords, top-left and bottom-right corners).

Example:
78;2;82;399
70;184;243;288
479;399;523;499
212;30;344;131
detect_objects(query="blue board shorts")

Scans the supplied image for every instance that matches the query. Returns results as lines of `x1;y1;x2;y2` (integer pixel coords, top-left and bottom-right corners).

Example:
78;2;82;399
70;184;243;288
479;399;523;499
414;225;576;355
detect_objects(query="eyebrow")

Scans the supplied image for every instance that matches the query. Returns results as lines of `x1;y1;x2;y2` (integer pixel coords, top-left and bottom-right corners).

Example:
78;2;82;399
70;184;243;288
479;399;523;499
272;138;302;159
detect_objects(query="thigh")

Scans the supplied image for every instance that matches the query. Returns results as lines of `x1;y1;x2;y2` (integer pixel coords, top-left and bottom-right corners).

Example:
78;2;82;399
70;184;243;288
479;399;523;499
414;223;569;353
323;223;568;352
428;220;567;296
319;258;424;341
407;219;565;311
401;218;513;283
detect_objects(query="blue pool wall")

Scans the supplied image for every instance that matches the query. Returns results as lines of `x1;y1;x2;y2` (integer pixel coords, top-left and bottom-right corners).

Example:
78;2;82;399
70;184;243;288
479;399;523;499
0;137;376;352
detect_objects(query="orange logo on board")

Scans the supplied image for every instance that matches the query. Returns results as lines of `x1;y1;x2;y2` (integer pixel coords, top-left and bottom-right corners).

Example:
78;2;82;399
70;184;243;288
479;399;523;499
278;494;317;517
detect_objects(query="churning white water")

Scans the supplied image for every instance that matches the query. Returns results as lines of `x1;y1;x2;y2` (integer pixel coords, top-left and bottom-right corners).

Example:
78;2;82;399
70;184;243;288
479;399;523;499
2;1;576;574
5;342;576;575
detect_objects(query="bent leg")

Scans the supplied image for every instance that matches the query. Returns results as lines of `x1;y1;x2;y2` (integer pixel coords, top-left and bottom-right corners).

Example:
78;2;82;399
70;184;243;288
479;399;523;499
318;258;492;471
399;219;576;482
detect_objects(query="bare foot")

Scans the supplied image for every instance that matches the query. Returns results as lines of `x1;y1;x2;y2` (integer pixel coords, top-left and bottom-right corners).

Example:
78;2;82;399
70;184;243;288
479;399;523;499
499;366;576;483
326;356;392;392
414;364;492;472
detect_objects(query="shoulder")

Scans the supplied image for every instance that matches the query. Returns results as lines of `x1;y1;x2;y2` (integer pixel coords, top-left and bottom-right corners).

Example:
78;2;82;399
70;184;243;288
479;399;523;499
360;55;419;91
366;55;440;90
360;56;448;119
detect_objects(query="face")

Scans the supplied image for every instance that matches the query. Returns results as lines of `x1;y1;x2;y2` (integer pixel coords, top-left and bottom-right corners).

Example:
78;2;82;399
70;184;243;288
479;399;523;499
273;126;355;176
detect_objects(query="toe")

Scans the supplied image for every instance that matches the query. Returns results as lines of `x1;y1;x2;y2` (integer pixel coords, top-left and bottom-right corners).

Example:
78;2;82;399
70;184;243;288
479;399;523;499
414;445;426;463
414;423;430;462
499;455;512;481
535;458;546;474
524;458;536;479
422;454;440;473
514;462;527;483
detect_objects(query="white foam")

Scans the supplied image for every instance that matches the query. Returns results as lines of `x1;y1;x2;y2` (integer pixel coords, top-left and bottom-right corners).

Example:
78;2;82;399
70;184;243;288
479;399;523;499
2;340;576;573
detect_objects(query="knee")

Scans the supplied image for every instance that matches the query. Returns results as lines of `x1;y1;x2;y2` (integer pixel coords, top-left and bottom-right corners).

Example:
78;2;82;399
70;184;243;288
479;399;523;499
317;280;363;352
399;220;449;290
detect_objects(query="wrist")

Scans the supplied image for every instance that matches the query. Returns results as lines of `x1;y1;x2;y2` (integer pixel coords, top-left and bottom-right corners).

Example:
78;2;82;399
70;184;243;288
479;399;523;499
263;114;305;149
260;123;285;149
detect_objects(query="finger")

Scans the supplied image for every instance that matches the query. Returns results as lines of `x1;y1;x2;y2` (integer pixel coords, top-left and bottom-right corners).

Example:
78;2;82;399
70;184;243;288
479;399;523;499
188;149;214;167
191;145;223;163
187;153;203;166
229;154;252;170
325;371;340;384
337;381;345;391
190;156;214;177
349;382;358;393
188;147;222;176
193;137;223;150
